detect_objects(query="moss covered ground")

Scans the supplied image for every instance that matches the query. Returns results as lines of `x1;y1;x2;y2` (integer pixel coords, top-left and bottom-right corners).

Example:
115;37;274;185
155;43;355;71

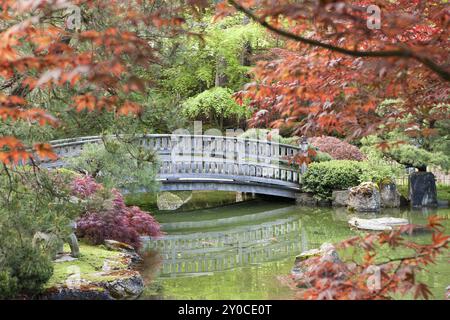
45;242;128;288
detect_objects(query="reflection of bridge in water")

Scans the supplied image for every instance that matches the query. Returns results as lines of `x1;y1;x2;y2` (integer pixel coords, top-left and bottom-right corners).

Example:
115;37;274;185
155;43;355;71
46;134;303;198
142;213;309;277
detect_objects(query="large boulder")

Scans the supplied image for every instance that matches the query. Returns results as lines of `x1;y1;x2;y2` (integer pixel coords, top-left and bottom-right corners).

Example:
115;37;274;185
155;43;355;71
103;272;144;300
347;182;381;212
409;172;438;208
295;192;317;206
332;190;349;207
291;243;343;287
380;182;401;208
348;217;409;231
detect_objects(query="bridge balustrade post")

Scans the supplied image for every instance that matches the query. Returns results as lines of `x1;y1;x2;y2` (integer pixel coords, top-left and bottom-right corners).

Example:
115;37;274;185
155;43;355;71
299;136;308;176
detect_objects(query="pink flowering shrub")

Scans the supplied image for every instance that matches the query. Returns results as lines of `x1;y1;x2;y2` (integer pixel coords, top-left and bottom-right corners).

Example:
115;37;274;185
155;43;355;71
309;136;366;161
73;176;162;249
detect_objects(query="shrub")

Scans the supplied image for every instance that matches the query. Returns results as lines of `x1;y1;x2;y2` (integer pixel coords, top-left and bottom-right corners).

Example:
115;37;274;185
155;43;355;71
0;245;53;299
182;87;250;128
0;167;83;298
302;160;396;200
71;175;101;198
74;177;162;249
311;150;333;163
309;136;365;161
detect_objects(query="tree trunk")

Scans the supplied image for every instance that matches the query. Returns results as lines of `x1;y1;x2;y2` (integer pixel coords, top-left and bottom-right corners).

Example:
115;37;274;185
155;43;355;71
215;56;228;87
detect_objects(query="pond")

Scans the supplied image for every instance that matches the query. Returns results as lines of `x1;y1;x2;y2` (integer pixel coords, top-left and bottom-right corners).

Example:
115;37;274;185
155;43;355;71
134;193;450;300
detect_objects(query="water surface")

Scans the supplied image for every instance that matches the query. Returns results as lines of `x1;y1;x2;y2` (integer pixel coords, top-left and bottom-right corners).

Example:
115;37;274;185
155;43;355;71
139;196;449;300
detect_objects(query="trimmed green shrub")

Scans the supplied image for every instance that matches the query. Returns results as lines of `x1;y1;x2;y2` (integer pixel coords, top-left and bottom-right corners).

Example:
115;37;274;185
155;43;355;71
302;160;397;200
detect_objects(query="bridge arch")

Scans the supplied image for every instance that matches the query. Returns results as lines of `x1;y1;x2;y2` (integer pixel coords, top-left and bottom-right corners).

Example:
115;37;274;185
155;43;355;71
45;134;303;199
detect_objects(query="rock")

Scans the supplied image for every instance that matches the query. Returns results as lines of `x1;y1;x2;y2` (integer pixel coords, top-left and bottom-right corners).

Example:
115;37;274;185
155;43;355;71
40;285;113;300
292;243;342;285
32;232;63;259
380;182;401;208
295;192;317;206
102;271;144;300
104;239;135;253
157;191;192;210
347;182;381;212
41;250;144;300
32;221;80;259
104;240;143;265
317;199;331;207
332;190;349;207
400;195;410;207
54;254;78;263
409;172;438;208
348;217;409;231
40;270;144;300
438;200;449;208
294;248;321;264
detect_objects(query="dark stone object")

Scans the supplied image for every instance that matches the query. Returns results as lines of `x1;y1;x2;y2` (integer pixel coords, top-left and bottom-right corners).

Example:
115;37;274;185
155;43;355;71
409;172;438;208
380;182;401;208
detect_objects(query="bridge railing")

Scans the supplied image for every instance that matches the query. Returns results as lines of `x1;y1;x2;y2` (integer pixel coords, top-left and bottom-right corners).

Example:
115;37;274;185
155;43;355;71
47;134;303;185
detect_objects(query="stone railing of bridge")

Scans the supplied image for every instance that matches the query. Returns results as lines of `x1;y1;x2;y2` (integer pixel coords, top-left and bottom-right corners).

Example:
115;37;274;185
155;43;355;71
46;134;303;190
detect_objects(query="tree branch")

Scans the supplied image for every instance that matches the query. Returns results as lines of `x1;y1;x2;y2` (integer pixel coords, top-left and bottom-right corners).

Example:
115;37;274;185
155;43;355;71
228;0;450;82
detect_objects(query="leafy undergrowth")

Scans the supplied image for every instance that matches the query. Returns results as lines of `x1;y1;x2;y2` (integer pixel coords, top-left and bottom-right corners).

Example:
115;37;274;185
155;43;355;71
45;242;128;288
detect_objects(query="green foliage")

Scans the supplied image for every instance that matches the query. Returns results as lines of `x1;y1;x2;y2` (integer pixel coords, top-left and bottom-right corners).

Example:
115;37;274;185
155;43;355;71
66;139;159;193
0;271;18;299
0;167;79;298
182;87;250;128
302;160;397;200
361;134;450;171
238;128;298;145
313;151;333;162
436;185;450;202
389;144;449;171
0;244;53;299
161;15;273;96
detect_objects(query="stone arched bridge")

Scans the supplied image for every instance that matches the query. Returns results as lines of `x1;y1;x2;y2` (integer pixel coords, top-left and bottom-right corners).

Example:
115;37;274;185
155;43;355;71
45;134;303;198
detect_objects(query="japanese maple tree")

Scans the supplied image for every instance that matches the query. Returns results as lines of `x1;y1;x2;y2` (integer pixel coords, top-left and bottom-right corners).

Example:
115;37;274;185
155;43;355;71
215;0;449;146
293;216;449;300
0;0;188;165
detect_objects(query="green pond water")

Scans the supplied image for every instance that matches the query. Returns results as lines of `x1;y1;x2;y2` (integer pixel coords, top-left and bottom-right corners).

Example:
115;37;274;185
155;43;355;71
134;192;450;300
